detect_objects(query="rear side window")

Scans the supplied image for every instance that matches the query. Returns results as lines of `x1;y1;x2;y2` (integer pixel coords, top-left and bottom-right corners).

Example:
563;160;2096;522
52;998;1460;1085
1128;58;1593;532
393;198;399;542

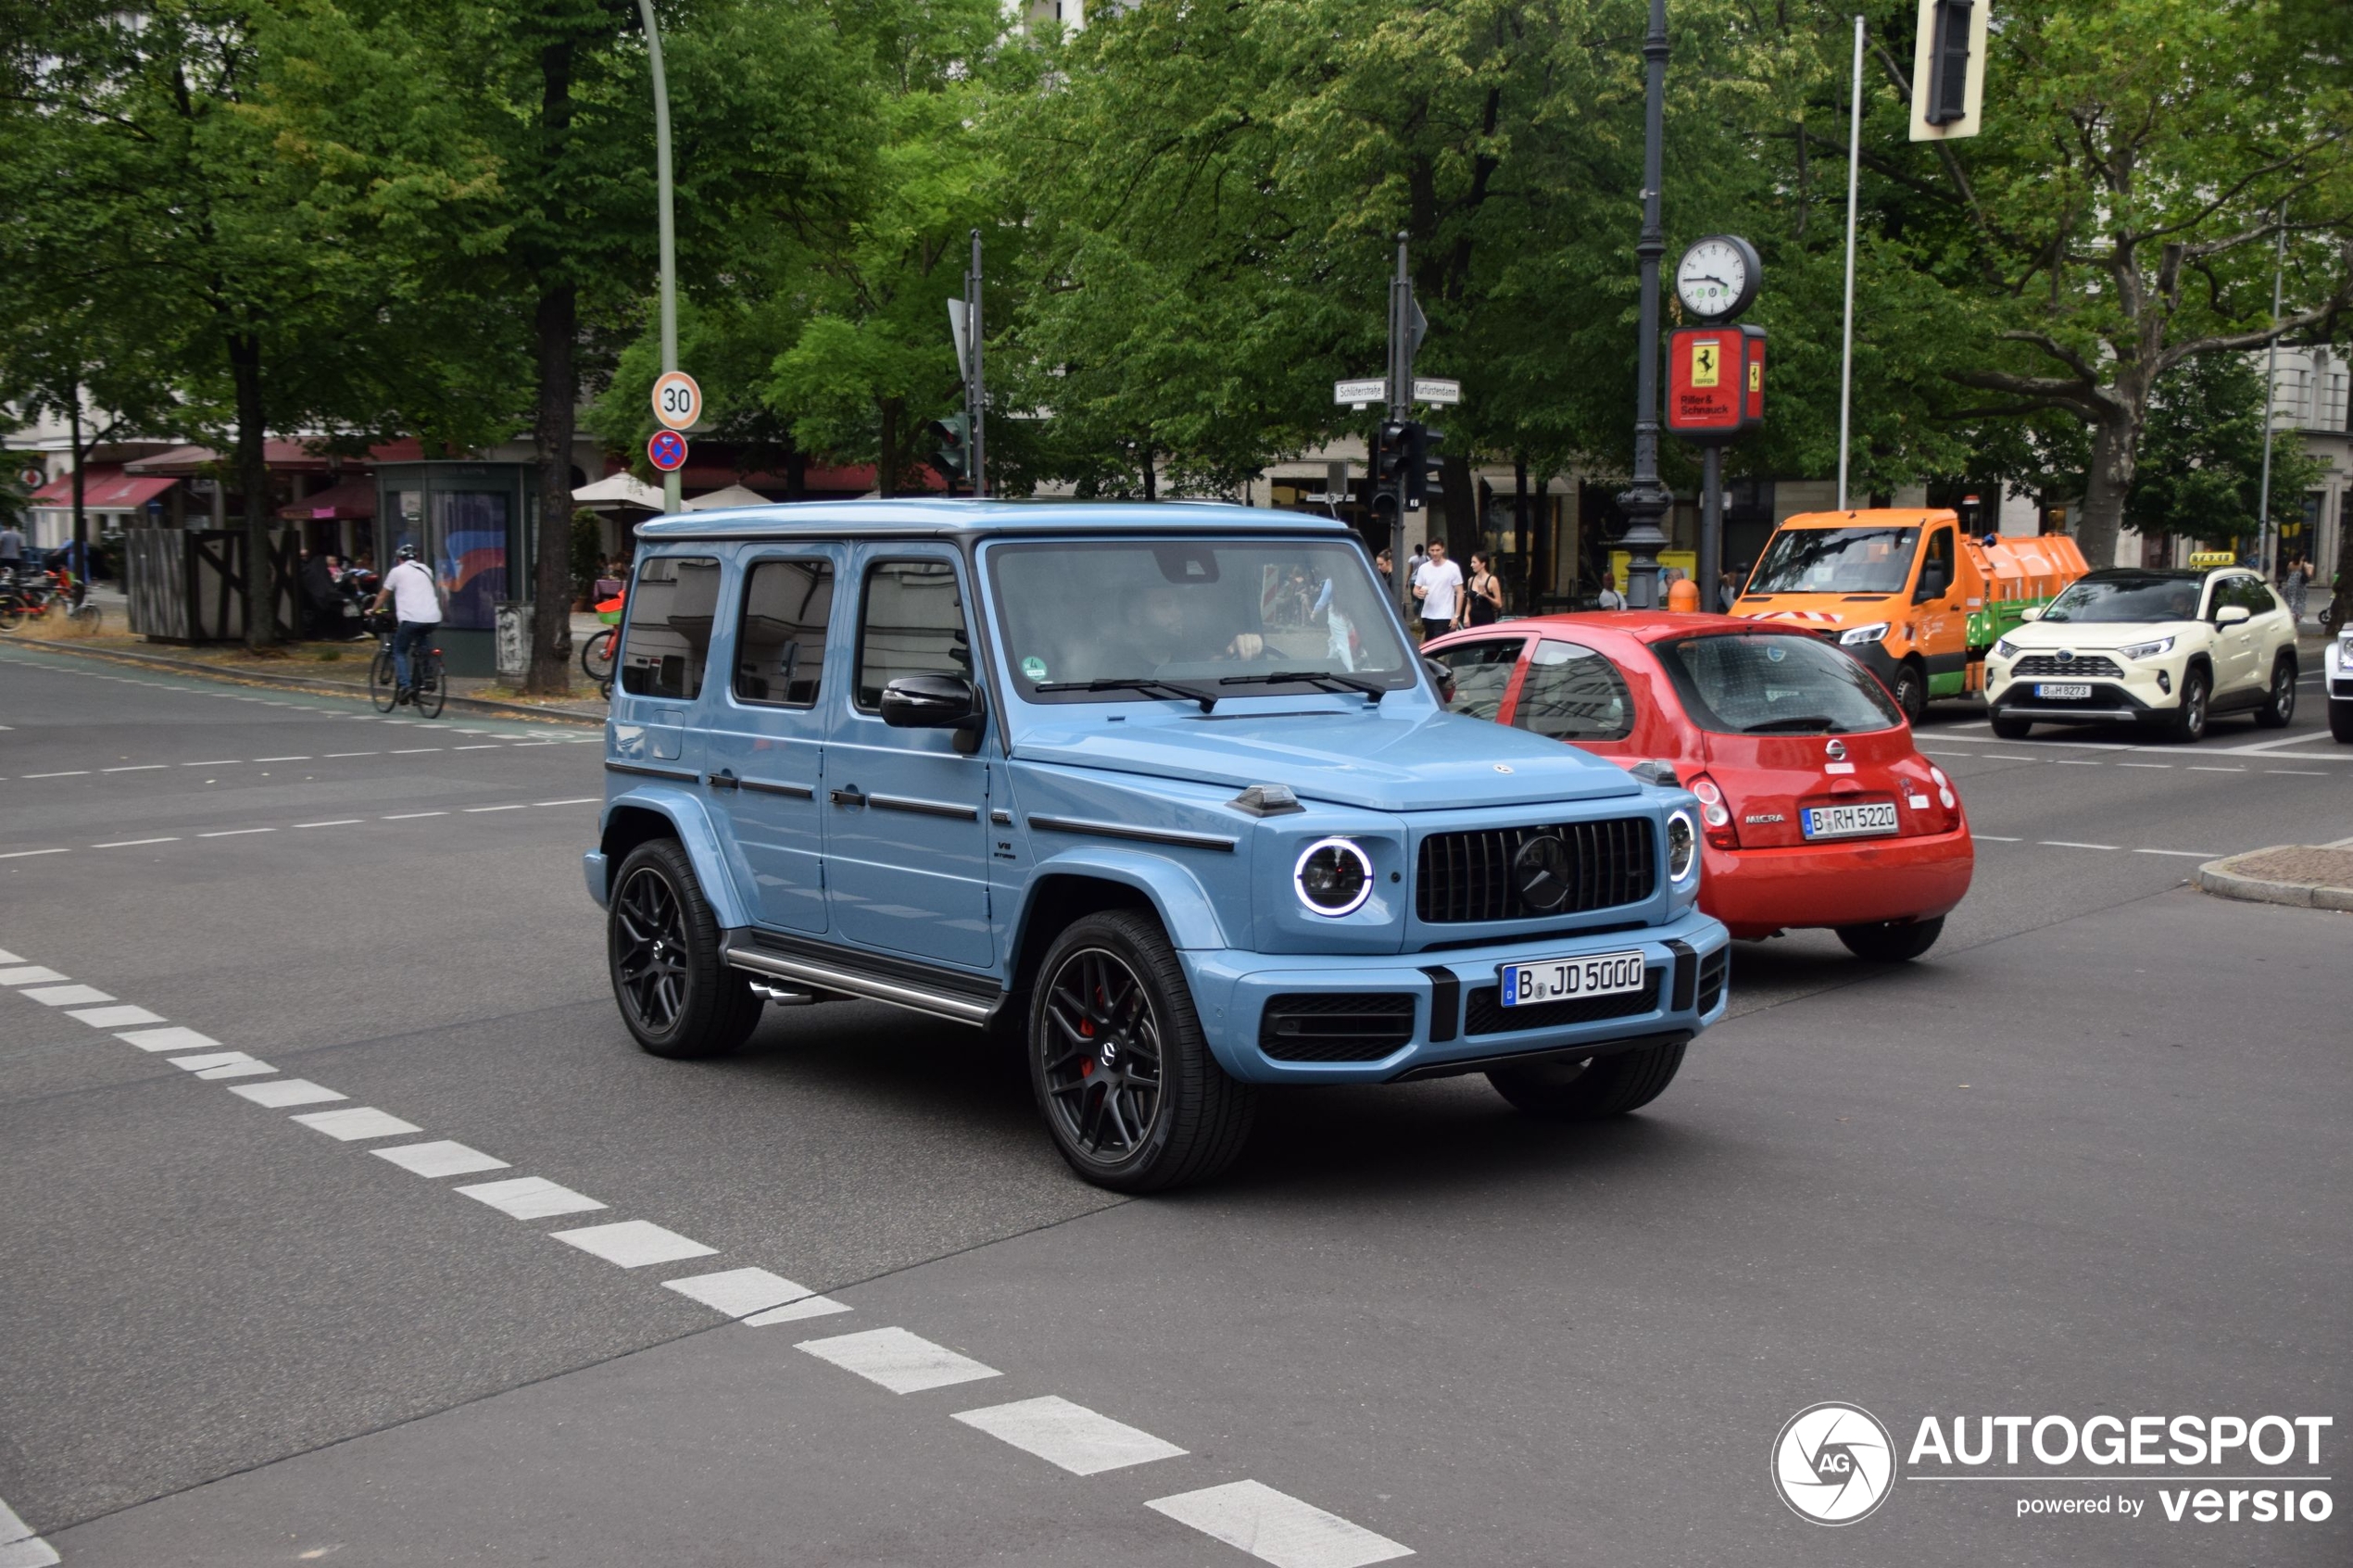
619;555;721;700
1657;632;1901;735
1433;638;1522;721
856;558;972;709
735;558;835;707
1513;640;1634;741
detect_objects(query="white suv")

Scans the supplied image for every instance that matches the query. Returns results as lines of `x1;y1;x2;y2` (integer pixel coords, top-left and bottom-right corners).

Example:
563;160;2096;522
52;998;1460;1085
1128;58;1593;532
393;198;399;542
2328;623;2353;742
1984;567;2298;743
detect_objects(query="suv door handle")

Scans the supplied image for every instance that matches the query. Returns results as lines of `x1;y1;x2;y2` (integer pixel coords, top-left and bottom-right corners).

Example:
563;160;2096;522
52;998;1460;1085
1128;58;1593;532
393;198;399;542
706;770;739;791
830;785;868;808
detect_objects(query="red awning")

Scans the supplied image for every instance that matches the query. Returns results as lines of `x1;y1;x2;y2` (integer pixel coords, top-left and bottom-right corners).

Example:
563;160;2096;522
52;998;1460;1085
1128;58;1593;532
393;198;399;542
277;478;378;521
29;467;178;510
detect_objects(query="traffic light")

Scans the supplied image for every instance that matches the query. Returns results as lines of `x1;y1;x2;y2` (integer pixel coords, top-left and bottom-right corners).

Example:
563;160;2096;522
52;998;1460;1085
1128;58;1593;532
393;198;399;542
927;413;971;487
1373;420;1410;489
1403;423;1441;510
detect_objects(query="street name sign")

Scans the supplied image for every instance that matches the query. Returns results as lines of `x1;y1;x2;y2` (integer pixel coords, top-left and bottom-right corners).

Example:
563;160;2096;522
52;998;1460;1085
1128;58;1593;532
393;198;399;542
651;370;702;431
1333;377;1385;408
1412;377;1462;406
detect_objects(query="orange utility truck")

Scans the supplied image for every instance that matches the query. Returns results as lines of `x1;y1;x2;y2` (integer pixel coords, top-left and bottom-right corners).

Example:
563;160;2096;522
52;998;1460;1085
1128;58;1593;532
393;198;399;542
1733;508;2090;721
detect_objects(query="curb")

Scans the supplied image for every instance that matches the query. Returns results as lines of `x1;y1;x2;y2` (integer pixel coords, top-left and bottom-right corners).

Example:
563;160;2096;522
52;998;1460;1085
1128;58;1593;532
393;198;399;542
2196;846;2353;913
0;633;606;727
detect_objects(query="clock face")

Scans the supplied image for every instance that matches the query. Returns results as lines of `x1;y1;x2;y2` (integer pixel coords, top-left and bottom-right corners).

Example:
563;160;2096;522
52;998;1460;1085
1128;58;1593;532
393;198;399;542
1677;237;1753;319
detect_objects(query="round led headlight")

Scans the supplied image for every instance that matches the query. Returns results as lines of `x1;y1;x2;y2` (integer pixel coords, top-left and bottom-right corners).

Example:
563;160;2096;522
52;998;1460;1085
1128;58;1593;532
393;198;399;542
1293;836;1374;917
1666;810;1698;883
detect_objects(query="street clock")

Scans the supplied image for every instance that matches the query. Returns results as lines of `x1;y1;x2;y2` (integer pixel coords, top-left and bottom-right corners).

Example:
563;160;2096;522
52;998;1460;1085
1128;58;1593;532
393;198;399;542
1674;234;1761;321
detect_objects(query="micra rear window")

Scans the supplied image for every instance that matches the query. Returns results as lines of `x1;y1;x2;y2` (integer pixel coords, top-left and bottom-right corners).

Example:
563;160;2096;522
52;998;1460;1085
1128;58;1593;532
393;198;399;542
1656;633;1902;736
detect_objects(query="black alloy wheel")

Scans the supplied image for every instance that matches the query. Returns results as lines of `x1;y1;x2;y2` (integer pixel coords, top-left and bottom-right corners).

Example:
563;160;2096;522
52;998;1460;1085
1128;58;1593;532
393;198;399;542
2168;667;2210;743
1029;910;1254;1192
1890;660;1927;724
1989;712;2032;740
2254;655;2296;729
607;839;762;1059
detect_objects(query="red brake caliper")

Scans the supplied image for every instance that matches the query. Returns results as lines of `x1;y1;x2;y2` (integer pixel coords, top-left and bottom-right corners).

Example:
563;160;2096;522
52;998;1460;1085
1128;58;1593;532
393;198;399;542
1079;992;1097;1076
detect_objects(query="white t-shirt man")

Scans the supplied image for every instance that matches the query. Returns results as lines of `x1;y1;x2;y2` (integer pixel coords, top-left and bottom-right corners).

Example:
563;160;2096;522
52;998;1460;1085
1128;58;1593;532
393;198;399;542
384;558;442;624
1414;553;1464;625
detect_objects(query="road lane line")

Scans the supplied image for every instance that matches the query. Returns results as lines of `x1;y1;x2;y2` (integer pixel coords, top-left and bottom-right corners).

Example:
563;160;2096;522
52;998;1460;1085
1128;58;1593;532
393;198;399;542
0;849;69;860
101;765;167;772
453;1175;608;1220
2267;769;2327;775
742;1297;852;1325
295;820;363;828
2133;848;2214;859
954;1395;1187;1475
1146;1480;1412;1568
118;1026;219;1053
0;1489;60;1567
463;804;528;812
456;744;501;750
92;837;179;848
181;760;240;767
534;797;600;807
65;1005;167;1028
2039;841;2118;850
382;811;447;820
228;1080;347;1108
662;1266;819;1318
2187;766;2246;773
0;967;69;985
290;1107;422;1141
795;1326;1001;1393
22;985;115;1006
20;771;88;779
371;1141;510;1178
198;827;275;837
391;747;444;754
548;1220;720;1269
325;751;380;758
1975;835;2020;842
2216;731;2332;755
253;755;311;761
2057;759;2102;767
168;1051;272;1078
2117;762;2171;769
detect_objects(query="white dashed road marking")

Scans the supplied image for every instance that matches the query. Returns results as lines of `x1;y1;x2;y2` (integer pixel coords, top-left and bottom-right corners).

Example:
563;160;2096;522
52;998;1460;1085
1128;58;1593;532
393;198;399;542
0;967;69;985
169;1052;277;1080
2133;847;2215;859
1146;1480;1413;1568
797;1327;1002;1394
92;837;179;848
455;1175;609;1220
953;1395;1187;1475
117;1026;219;1053
66;1004;166;1028
0;1489;60;1567
0;849;69;860
23;985;114;1007
228;1079;347;1108
371;1141;511;1178
291;1107;423;1141
548;1220;719;1269
742;1296;853;1325
662;1266;820;1318
2039;841;2118;851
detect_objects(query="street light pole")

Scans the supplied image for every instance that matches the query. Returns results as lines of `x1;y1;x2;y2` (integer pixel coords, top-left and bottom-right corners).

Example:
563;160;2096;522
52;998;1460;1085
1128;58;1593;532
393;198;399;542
1389;232;1417;623
637;0;681;515
2254;210;2286;576
1836;14;1863;510
1617;0;1672;610
967;230;987;498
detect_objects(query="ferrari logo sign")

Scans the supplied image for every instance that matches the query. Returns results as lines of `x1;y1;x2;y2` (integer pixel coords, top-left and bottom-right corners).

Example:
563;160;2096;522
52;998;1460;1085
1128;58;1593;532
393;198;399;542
1691;340;1721;388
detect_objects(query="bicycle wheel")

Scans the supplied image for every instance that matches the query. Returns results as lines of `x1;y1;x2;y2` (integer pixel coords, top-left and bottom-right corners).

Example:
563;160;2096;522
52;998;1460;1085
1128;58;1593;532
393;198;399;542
0;599;20;632
369;647;398;712
581;627;617;685
70;602;101;633
415;653;447;718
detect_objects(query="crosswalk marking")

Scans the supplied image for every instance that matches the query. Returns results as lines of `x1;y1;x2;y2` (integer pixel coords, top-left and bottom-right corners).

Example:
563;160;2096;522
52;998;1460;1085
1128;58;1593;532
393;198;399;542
953;1395;1187;1475
290;1107;424;1141
662;1266;818;1318
116;1026;220;1053
796;1326;1001;1394
547;1219;718;1269
1146;1480;1413;1568
371;1141;510;1178
454;1175;608;1220
229;1079;347;1108
67;1004;168;1028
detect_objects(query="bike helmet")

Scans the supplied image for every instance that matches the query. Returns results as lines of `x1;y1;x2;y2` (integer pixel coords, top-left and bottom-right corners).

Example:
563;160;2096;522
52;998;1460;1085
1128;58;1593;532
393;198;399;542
396;543;420;561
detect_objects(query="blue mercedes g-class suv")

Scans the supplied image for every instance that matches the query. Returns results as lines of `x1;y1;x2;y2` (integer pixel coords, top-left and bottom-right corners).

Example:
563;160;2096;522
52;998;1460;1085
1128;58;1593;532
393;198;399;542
587;501;1729;1189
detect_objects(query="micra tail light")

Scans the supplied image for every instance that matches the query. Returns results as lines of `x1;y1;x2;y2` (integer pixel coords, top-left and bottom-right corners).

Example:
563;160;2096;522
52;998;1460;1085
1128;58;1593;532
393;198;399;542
1687;771;1739;850
1926;763;1960;827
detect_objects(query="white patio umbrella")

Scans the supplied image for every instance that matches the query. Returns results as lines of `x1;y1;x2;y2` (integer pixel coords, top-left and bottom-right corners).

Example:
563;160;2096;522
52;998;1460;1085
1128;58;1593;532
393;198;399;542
572;472;665;511
682;483;773;511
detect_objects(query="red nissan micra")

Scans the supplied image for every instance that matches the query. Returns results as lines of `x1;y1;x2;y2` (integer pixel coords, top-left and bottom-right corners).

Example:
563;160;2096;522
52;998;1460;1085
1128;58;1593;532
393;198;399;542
1425;612;1973;959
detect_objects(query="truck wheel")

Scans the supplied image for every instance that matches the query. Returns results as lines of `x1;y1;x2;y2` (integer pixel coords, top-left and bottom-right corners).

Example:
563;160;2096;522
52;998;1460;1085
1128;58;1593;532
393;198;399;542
2334;699;2353;745
1890;660;1927;724
2166;666;2210;743
1834;914;1945;961
1030;909;1255;1192
1990;712;2032;740
608;839;763;1059
1487;1036;1686;1121
2253;655;2296;728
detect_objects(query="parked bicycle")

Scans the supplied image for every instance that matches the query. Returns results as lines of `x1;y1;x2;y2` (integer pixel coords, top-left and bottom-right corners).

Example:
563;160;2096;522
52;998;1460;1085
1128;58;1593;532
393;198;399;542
580;588;624;696
367;609;447;717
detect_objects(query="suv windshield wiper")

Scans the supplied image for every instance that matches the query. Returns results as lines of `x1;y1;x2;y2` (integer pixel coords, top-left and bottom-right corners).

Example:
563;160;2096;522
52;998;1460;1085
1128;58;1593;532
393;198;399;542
1218;670;1385;703
1743;715;1841;734
1034;676;1217;712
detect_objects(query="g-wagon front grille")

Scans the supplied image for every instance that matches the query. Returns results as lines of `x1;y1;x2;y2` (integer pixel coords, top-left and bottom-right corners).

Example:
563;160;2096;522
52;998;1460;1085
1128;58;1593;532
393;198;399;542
1415;817;1655;923
2011;654;2125;679
1259;993;1416;1062
1463;973;1661;1036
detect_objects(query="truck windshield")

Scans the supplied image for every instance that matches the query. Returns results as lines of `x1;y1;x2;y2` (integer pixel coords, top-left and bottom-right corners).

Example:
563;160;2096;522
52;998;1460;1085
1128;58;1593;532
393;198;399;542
2041;575;2200;623
1656;632;1903;735
988;537;1416;702
1745;526;1919;595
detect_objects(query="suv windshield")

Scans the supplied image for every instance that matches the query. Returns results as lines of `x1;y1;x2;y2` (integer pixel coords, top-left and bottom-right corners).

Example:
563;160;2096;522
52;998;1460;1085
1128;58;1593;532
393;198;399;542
2041;574;2202;624
1745;526;1919;595
1656;632;1902;735
989;538;1416;701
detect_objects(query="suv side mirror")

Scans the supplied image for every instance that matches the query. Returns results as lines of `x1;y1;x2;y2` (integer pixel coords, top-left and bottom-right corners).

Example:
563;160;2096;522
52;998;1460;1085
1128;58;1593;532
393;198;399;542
2018;605;2044;622
2215;604;2251;627
1422;655;1457;706
880;674;986;752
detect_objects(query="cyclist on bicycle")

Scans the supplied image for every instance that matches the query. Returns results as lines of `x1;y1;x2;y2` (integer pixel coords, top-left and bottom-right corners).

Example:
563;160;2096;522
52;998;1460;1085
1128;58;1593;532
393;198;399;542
369;543;443;703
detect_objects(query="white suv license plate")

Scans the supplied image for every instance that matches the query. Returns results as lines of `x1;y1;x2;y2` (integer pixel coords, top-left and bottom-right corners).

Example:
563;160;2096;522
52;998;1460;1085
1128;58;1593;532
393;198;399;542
1500;949;1646;1009
1802;801;1899;840
2033;682;2094;700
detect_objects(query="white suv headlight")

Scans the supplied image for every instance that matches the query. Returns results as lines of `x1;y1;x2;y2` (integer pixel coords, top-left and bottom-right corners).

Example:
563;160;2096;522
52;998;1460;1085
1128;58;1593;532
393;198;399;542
2118;636;2175;660
1838;621;1891;646
1994;637;2020;659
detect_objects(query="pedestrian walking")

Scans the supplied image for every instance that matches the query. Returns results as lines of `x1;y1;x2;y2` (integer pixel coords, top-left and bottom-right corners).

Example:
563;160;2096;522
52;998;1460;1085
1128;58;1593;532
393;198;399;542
0;519;23;570
2284;556;2309;626
1375;546;1394;590
1595;570;1625;611
1465;550;1504;627
1411;539;1463;643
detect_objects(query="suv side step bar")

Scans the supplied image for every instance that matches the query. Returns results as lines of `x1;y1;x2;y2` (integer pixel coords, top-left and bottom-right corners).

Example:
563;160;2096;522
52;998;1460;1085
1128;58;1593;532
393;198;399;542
724;941;1000;1027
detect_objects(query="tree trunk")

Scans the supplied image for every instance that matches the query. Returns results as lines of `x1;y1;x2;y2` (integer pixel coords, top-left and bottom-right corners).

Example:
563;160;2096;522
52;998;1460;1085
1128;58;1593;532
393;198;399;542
528;281;577;696
1512;454;1529;613
2075;412;2144;571
1439;453;1478;560
69;393;88;565
229;331;276;649
783;445;807;502
1139;442;1156;501
876;399;900;497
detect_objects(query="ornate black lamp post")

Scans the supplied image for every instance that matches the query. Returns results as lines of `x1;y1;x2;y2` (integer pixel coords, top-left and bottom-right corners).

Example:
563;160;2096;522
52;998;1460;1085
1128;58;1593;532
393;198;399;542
1616;0;1672;609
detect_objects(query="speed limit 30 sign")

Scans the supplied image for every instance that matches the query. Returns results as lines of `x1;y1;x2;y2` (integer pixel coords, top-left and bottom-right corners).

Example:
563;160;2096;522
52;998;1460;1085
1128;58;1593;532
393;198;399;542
651;370;702;431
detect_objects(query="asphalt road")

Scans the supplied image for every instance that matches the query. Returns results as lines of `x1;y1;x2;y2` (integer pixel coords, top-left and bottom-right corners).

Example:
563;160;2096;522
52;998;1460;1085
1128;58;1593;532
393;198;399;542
3;642;2348;1567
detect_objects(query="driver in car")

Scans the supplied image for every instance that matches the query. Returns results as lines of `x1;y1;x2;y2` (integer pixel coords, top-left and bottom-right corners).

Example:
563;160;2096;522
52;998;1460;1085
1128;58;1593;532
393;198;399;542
1132;588;1265;667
